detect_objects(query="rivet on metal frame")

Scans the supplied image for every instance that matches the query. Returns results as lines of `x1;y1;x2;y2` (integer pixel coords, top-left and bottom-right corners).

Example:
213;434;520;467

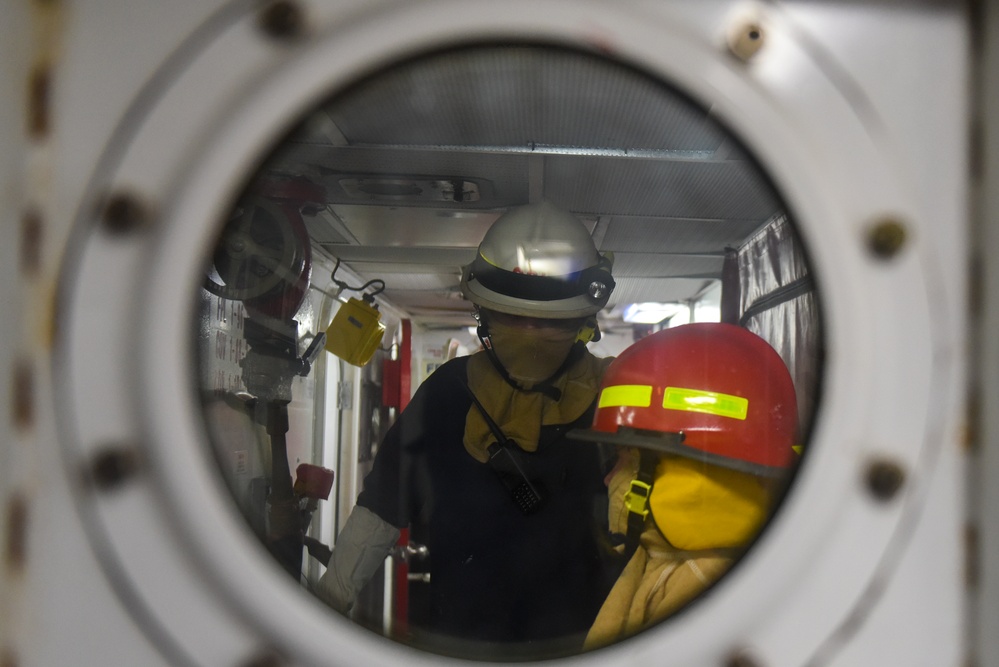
87;446;142;493
865;459;906;502
258;0;306;42
100;192;151;236
28;64;52;140
726;648;765;667
240;648;288;667
5;494;28;572
21;208;43;277
867;218;908;259
727;20;766;62
13;360;34;431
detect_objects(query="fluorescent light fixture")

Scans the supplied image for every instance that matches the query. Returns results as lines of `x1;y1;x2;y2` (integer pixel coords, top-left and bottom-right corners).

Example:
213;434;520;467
622;302;686;324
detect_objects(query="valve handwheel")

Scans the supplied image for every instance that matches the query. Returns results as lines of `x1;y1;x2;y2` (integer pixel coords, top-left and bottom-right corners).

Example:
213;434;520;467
205;196;313;320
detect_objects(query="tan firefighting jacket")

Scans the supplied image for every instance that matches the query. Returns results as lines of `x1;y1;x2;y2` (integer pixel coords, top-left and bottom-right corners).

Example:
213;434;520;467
584;522;736;649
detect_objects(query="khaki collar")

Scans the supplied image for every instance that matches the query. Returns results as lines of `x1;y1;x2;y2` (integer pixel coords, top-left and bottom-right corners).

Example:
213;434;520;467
462;349;612;462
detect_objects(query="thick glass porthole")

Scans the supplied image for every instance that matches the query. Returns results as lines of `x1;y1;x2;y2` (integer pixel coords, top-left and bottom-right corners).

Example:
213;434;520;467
194;44;822;660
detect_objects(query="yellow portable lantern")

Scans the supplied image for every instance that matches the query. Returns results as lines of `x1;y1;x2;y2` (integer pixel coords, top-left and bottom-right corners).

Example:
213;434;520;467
325;296;385;367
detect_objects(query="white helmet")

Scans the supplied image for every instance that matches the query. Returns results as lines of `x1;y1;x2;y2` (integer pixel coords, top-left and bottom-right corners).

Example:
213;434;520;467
460;202;615;318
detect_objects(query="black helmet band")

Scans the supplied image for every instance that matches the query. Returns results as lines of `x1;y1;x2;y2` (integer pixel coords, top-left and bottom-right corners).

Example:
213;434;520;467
468;254;615;304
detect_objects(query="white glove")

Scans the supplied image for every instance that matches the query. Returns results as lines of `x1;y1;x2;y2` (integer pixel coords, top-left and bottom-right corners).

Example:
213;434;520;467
315;505;401;613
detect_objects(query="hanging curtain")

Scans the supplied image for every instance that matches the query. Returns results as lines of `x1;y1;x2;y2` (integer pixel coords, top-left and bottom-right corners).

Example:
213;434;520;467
736;213;823;443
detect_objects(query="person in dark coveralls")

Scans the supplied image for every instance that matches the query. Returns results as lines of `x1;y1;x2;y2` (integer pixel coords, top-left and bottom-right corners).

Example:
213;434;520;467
315;202;618;656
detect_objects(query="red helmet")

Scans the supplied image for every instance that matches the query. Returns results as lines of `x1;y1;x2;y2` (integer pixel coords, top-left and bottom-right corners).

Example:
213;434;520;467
586;323;797;476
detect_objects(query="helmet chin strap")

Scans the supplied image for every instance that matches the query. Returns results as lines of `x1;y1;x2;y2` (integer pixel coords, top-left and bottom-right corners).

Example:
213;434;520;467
474;308;583;401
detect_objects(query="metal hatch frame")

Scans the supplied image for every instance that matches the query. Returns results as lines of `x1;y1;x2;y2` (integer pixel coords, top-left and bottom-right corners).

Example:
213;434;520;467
55;2;965;666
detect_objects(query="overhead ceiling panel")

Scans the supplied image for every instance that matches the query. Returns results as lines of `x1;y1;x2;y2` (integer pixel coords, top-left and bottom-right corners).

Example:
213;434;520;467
609;253;724;279
318;245;476;266
337;262;465;279
599;215;766;254
366;272;459;293
302;215;350;244
381;289;474;317
544;155;781;220
330;205;501;247
246;44;787;329
324;46;728;153
267;145;532;208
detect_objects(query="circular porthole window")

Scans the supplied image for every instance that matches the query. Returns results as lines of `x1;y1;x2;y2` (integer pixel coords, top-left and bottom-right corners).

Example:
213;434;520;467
59;3;949;666
194;43;821;660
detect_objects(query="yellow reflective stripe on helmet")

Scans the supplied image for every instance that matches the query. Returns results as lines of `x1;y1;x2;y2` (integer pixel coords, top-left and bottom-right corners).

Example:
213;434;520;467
598;384;653;408
663;386;748;420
